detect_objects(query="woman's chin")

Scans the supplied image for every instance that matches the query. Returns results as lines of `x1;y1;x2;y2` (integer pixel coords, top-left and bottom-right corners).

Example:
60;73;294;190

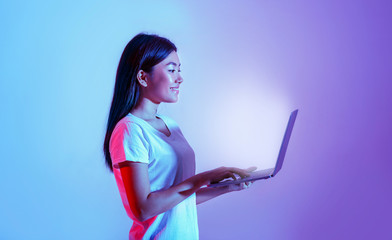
163;97;179;103
169;98;179;103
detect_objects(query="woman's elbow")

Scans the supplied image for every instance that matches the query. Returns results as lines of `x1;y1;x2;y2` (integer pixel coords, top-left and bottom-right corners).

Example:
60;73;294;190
131;210;145;222
130;206;146;222
131;205;154;222
135;212;156;222
130;193;158;222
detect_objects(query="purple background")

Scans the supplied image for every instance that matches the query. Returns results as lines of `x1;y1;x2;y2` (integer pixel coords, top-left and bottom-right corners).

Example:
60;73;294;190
1;0;391;239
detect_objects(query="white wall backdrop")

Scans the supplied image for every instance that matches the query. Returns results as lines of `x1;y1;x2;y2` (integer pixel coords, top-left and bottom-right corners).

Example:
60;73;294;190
1;0;391;239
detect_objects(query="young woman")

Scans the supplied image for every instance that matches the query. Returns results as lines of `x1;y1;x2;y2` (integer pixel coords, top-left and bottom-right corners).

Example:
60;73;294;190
103;33;255;240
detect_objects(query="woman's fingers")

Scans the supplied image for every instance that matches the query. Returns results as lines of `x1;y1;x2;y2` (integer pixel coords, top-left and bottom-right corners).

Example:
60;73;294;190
242;181;252;189
223;172;236;181
246;166;257;172
210;171;236;183
208;166;259;184
228;167;251;178
229;180;254;191
227;166;257;179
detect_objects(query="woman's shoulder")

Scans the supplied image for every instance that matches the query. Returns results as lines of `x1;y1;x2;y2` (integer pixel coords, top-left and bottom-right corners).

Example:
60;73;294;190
113;114;144;133
109;115;147;151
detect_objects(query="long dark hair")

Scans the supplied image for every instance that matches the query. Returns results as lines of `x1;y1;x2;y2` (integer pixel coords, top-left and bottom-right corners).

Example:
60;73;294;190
103;33;177;171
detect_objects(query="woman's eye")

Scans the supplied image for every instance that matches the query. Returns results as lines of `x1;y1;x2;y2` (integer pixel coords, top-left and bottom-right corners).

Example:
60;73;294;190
169;70;175;73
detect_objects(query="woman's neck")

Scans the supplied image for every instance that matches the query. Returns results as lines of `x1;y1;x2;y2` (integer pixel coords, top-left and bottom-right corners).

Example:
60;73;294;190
131;97;160;121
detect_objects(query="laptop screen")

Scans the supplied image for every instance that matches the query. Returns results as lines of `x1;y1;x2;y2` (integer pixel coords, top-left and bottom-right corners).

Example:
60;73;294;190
272;109;298;176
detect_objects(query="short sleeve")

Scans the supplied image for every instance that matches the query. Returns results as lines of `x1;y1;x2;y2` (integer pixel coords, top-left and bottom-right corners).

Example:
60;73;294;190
109;119;150;166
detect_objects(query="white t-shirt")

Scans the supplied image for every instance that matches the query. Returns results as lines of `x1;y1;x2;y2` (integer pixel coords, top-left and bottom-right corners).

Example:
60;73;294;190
109;113;199;240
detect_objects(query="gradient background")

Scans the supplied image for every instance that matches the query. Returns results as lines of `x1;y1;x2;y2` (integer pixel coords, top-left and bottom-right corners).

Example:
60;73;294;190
1;0;391;239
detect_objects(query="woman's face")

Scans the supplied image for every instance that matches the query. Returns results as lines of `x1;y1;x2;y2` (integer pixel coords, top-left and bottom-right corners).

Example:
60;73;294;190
144;51;183;103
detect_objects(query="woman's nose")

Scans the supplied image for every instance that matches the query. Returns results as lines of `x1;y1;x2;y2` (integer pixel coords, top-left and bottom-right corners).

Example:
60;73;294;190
177;74;183;84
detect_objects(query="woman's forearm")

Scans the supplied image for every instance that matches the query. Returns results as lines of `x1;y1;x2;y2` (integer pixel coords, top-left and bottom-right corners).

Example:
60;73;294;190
138;174;205;221
122;166;252;222
196;186;232;205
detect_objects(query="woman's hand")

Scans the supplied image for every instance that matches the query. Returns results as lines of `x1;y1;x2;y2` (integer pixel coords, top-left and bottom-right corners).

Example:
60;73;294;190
216;166;257;192
196;166;257;187
226;180;254;192
195;166;257;204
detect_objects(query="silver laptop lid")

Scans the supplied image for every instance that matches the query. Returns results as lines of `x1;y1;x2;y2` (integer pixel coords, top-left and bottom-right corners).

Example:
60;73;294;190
272;109;298;176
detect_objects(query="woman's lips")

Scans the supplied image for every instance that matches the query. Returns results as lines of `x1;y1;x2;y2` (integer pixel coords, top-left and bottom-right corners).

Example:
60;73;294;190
170;87;179;93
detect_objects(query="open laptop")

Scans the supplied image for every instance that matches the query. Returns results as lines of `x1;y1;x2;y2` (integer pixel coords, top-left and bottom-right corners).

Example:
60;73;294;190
208;109;298;187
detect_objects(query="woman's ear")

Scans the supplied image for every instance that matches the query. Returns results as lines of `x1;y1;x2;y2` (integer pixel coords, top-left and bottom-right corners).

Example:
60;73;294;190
137;70;148;87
